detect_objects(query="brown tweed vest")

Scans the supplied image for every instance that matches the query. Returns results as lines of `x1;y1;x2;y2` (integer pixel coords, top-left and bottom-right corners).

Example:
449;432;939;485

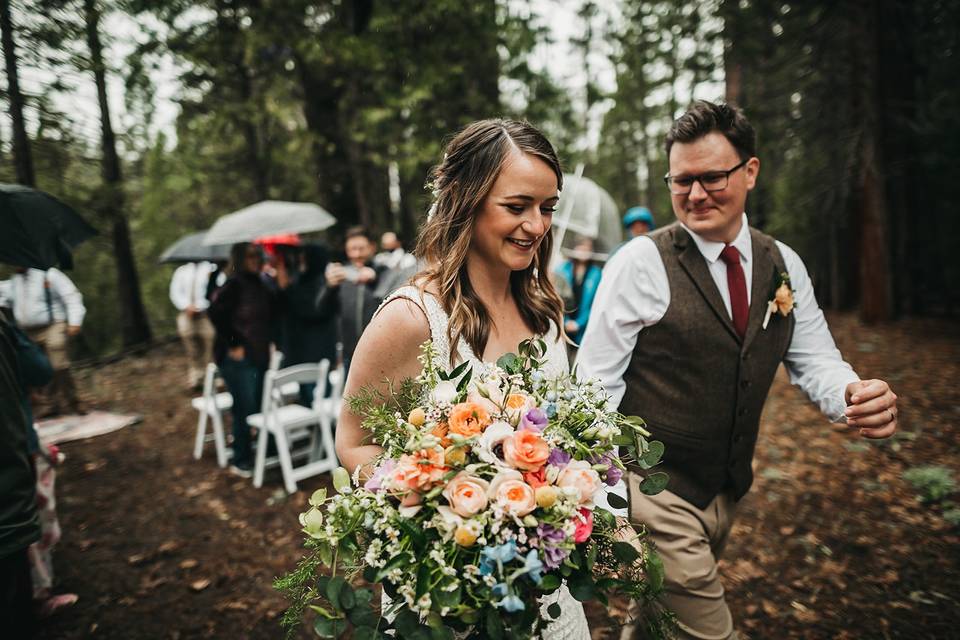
621;223;795;509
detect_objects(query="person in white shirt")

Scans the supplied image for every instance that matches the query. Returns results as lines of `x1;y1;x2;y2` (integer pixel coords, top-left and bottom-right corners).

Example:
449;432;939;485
0;267;87;416
577;101;899;640
169;261;218;390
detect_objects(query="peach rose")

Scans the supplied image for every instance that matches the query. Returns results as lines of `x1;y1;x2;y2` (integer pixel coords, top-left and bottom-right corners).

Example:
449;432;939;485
503;393;535;423
774;283;794;316
448;402;492;438
431;421;451;447
389;447;448;492
556;460;602;504
503;430;550;471
489;470;536;516
443;473;490;517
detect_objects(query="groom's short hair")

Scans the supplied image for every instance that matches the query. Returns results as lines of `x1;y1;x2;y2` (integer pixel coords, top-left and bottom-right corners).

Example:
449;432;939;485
666;100;757;161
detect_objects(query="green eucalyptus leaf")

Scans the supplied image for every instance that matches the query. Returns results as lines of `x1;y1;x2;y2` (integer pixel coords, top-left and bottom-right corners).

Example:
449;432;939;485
639;440;665;468
538;574;561;591
639;471;669;495
613;541;640;564
347;603;378;628
496;352;518;373
547;602;562;619
606;492;628;510
353;627;379;640
568;574;597;602
484;606;504;640
326;576;347;611
313;616;347;638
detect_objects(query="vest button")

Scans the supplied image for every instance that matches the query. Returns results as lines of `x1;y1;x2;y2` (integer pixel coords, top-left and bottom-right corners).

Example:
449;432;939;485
740;379;750;389
737;407;748;417
734;434;743;444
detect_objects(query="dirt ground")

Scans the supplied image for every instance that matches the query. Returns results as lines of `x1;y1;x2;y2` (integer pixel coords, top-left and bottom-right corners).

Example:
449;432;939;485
33;313;960;639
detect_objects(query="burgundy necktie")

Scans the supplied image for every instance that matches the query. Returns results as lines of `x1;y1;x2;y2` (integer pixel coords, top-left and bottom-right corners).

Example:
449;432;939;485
720;244;748;340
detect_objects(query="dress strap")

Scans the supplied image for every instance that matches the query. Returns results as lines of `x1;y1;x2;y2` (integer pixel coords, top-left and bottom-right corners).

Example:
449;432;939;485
377;286;452;365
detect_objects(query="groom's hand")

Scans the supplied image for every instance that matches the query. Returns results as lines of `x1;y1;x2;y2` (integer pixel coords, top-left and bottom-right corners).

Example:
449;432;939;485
844;379;898;439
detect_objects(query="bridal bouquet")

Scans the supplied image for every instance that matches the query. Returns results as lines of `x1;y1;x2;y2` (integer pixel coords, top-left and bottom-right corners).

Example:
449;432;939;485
277;340;673;639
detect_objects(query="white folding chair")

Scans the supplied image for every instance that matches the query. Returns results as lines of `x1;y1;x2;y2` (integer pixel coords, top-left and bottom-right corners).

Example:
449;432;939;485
191;353;284;468
191;363;234;467
250;360;337;493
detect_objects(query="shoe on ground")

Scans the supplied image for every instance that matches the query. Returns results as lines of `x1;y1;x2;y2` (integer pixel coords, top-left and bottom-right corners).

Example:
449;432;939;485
229;463;253;478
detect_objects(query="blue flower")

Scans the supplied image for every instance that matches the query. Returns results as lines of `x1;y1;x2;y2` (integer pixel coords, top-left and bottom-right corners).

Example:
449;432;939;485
545;402;557;418
479;541;517;575
491;582;509;598
497;595;525;612
520;549;545;585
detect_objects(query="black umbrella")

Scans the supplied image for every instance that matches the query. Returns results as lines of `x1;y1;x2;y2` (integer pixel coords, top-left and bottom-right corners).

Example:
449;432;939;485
159;231;231;264
0;184;98;270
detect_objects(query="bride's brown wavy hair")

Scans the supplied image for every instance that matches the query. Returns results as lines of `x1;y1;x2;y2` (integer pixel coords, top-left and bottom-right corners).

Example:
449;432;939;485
414;118;565;362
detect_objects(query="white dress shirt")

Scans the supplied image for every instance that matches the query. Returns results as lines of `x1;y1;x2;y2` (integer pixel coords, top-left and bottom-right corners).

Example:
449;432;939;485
169;262;217;312
578;214;860;515
0;268;86;328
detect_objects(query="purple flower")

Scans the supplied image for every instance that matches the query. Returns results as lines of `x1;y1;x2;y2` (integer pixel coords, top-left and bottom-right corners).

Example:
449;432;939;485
536;523;570;569
547;448;571;467
605;464;623;486
363;459;396;492
520;408;548;432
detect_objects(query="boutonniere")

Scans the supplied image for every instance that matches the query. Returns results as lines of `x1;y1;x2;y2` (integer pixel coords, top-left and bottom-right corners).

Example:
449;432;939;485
762;271;795;329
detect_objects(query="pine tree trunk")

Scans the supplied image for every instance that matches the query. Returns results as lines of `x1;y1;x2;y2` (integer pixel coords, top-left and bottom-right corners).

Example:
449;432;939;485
84;0;152;345
851;1;892;322
0;0;34;186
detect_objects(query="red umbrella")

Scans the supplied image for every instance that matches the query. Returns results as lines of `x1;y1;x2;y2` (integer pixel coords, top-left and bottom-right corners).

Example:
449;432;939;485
254;233;301;258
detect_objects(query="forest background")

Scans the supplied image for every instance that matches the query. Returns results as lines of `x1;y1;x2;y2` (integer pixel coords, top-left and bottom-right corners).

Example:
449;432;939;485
2;0;958;356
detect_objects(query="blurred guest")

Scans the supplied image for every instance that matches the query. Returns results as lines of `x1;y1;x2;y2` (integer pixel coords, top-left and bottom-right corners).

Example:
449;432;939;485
0;267;86;416
205;261;228;303
208;243;276;478
555;236;603;344
325;227;385;375
169;261;218;390
623;205;656;238
374;231;416;271
0;313;40;637
276;244;339;405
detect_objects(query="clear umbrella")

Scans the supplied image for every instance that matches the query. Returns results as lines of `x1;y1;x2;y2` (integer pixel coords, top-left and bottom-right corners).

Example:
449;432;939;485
551;169;623;262
203;200;336;246
159;231;231;264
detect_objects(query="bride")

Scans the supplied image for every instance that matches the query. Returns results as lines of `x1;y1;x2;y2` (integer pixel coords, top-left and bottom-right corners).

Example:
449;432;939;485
334;118;591;638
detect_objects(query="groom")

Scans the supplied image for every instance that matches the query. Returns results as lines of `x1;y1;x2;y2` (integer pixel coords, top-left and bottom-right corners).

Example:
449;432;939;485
577;100;898;640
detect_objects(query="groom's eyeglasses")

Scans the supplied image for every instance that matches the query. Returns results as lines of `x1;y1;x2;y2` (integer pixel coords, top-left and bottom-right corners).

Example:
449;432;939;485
664;159;748;195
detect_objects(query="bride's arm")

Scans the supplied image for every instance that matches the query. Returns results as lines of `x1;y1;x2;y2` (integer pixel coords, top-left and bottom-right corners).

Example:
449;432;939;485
334;297;431;477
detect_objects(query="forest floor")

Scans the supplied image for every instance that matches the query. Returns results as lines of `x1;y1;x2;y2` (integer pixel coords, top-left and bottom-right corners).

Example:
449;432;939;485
33;313;960;640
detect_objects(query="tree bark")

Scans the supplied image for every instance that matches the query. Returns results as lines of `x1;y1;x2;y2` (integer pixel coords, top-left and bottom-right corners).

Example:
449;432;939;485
84;0;152;345
1;0;34;186
851;1;892;322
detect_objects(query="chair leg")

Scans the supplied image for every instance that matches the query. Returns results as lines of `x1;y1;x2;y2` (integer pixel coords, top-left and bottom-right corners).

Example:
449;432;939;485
212;409;229;468
274;428;298;494
253;425;269;488
193;408;208;460
319;414;337;467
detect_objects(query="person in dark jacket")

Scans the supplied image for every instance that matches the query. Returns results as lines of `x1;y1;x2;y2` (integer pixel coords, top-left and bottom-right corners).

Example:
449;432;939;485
207;243;276;477
276;244;339;405
0;314;40;637
324;227;386;375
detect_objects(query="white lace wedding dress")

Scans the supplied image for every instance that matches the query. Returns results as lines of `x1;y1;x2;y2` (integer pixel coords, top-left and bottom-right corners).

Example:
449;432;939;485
379;286;591;640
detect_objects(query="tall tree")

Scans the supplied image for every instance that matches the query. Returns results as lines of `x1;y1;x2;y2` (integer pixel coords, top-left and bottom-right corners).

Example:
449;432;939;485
1;0;34;185
84;0;152;345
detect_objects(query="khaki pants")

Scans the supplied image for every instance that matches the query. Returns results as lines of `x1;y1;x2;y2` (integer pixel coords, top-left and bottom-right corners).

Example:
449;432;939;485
177;311;215;387
627;471;738;640
26;322;82;414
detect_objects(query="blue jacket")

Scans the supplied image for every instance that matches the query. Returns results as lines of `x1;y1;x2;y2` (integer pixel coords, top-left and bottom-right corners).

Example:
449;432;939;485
557;261;602;344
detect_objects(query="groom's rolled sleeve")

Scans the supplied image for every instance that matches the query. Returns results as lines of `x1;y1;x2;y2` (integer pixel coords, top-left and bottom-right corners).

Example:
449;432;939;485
777;242;860;422
577;238;669;411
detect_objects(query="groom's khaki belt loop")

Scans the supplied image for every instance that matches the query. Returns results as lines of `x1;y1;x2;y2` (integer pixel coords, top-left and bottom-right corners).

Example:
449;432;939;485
625;470;738;640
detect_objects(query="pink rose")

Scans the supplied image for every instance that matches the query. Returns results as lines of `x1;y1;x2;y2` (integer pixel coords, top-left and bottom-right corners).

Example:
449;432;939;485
573;508;593;543
443;473;490;517
556;460;602;505
488;470;536;516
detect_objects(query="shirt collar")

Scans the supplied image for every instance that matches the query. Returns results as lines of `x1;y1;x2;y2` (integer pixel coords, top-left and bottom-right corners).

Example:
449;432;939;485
680;213;752;265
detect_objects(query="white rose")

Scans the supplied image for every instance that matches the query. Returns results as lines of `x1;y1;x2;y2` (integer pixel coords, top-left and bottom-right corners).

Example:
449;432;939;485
431;380;459;405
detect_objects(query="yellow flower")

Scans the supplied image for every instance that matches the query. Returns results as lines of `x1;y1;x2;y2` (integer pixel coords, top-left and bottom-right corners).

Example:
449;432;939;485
454;525;478;547
444;446;467;467
535;485;559;509
408;407;426;427
774;283;795;316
